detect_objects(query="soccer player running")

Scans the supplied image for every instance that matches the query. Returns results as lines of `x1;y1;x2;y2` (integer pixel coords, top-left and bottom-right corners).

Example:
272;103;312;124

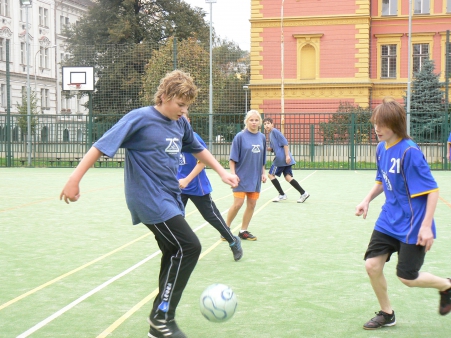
60;70;239;338
263;117;309;203
226;110;267;241
178;111;243;261
355;97;451;330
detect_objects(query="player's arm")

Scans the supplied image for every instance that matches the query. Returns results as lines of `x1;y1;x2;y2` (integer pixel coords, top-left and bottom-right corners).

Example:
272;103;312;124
193;149;239;187
179;161;205;189
417;190;439;252
355;182;384;219
283;145;290;164
60;146;103;204
261;165;267;183
448;142;451;159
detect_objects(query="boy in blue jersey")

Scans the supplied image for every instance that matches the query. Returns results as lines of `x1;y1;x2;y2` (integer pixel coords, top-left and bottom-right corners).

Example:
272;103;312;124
177;111;243;261
226;110;267;241
263;117;309;203
60;70;239;338
355;97;451;330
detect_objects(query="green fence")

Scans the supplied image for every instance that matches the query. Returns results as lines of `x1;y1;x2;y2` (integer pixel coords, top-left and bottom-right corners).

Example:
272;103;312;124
0;112;449;170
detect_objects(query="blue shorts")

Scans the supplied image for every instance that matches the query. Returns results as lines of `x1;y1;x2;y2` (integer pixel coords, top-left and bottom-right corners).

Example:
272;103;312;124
269;164;293;178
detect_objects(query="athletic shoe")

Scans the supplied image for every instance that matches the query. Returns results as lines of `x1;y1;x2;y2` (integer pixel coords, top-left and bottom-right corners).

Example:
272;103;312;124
230;236;243;261
439;279;451;315
147;316;187;338
363;310;396;330
273;194;287;202
297;192;310;203
238;230;257;241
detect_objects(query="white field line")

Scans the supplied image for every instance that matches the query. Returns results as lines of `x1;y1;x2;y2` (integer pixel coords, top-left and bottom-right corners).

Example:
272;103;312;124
17;170;317;337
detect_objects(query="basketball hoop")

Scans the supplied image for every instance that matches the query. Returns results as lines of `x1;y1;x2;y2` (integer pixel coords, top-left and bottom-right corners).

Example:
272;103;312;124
66;83;82;96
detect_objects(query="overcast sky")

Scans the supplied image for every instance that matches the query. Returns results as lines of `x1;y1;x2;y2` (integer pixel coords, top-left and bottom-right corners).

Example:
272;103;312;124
183;0;251;51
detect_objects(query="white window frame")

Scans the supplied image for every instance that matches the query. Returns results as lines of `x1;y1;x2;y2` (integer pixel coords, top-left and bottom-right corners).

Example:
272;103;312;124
414;0;430;14
39;47;50;69
412;43;429;74
381;44;397;78
1;83;6;108
0;38;10;61
382;0;397;16
40;88;49;109
39;7;48;27
20;42;26;65
0;0;10;17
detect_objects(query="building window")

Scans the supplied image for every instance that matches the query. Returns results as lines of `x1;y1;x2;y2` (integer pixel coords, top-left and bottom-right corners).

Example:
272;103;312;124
39;7;48;27
0;38;11;61
0;0;10;17
413;43;429;73
382;0;397;15
39;47;50;68
1;83;6;108
381;44;397;78
20;42;26;65
414;0;429;14
40;88;49;109
63;129;69;142
60;16;70;33
448;0;451;12
20;6;24;21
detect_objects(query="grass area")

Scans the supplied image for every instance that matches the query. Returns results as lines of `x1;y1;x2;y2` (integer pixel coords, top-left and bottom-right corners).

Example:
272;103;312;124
1;169;451;337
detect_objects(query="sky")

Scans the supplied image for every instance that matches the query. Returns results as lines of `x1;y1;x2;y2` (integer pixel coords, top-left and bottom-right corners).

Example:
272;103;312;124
183;0;251;51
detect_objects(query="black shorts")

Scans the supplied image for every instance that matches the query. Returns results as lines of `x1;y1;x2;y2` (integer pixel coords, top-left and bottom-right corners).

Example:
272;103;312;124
364;230;426;280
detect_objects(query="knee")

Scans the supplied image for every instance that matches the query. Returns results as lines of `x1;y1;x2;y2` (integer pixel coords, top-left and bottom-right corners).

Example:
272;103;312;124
284;175;292;183
396;269;419;287
365;259;382;277
398;277;416;287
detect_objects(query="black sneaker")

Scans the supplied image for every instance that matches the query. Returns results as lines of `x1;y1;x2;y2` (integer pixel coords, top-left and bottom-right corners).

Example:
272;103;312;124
147;316;187;338
439;278;451;315
238;230;257;241
363;310;396;330
230;236;243;261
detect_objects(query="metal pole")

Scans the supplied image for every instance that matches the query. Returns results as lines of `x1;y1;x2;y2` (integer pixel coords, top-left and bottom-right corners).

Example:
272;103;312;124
26;5;32;166
206;0;216;149
243;85;249;113
6;39;11;167
280;0;285;134
406;0;412;136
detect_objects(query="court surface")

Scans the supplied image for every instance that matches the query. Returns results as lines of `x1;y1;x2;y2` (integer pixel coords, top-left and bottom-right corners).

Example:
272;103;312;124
1;168;451;337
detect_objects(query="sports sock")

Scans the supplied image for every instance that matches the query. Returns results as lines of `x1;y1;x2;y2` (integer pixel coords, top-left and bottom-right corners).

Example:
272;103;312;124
289;179;305;195
270;178;285;195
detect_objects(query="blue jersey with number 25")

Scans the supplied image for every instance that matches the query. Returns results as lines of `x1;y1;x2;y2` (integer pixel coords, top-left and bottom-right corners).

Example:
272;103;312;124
374;138;439;244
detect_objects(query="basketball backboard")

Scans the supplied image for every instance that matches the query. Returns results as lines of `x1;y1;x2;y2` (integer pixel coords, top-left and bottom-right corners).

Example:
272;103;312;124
62;66;95;91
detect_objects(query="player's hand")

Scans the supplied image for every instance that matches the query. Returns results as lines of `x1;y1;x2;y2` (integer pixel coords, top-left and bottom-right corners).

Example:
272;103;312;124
261;174;267;183
417;226;434;252
222;173;239;188
60;181;80;204
179;178;189;189
285;156;291;165
267;147;273;152
355;202;368;219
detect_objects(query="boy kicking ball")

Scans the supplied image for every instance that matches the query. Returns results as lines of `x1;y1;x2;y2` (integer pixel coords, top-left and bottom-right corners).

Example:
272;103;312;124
355;97;451;330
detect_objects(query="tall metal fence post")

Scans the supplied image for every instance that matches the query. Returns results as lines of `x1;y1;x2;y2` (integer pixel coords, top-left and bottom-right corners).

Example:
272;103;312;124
6;39;11;167
350;113;355;170
445;30;450;170
309;124;314;163
87;92;93;151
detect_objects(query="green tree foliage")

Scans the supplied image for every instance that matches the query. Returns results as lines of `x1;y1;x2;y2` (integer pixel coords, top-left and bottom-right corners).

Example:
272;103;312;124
319;102;372;143
142;37;249;141
16;91;38;138
404;58;445;143
62;0;211;117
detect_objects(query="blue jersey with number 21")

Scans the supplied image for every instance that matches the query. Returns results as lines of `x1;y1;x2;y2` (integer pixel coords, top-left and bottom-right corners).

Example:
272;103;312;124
375;138;439;244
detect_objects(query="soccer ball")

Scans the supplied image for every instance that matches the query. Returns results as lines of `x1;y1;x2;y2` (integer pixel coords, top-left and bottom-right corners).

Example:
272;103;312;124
199;284;237;322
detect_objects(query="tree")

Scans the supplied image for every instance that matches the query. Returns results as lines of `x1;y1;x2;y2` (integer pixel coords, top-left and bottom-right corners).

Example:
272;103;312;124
16;91;38;140
319;102;372;143
62;0;211;117
404;58;445;143
142;37;249;141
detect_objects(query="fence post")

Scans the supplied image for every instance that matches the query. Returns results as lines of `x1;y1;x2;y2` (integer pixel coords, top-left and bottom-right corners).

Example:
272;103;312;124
445;30;450;170
6;39;11;166
87;92;93;151
350;113;355;170
309;124;314;162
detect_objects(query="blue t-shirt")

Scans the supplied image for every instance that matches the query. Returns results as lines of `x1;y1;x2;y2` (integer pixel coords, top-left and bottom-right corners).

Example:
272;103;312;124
374;138;439;244
447;132;451;160
93;106;205;225
269;128;295;167
177;132;213;196
230;129;266;193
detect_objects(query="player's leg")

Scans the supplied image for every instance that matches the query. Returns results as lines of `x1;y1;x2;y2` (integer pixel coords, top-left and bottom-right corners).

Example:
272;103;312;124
396;242;451;315
363;230;397;329
145;215;201;336
283;167;309;203
181;193;189;207
189;194;243;261
269;165;286;202
238;193;258;241
227;193;245;228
